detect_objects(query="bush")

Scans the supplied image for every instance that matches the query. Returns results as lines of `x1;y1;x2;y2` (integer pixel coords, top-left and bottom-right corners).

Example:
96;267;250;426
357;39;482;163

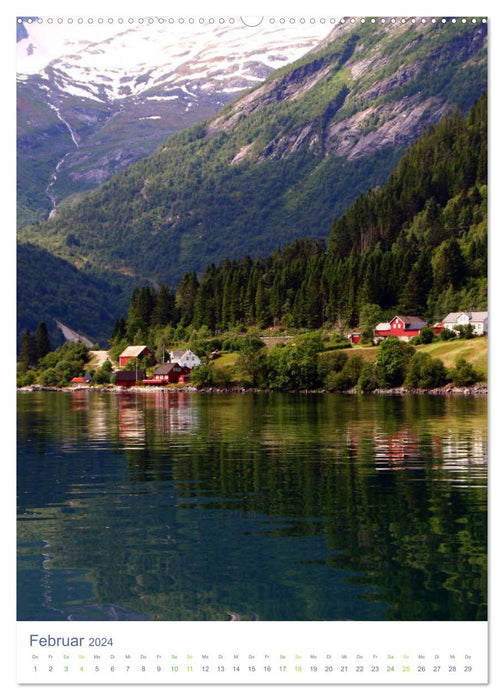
39;367;63;387
454;324;475;339
93;360;113;385
440;328;456;341
318;350;348;376
449;358;483;386
37;341;89;372
17;369;37;387
325;370;353;391
419;326;434;344
295;331;325;355
192;337;223;360
236;338;268;387
404;352;447;389
357;362;378;392
342;354;364;384
375;337;415;388
239;336;266;354
266;343;321;391
190;364;215;388
212;366;233;388
359;327;375;345
189;364;233;388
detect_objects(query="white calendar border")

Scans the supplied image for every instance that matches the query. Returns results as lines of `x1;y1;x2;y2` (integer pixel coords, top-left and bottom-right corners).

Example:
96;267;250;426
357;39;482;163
6;0;502;697
16;620;488;685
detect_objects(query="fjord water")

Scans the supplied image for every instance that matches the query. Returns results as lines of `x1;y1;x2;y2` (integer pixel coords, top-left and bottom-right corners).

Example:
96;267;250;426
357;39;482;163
17;391;487;622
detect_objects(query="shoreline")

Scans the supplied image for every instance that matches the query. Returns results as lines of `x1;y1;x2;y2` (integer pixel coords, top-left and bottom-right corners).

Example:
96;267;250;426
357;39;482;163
17;382;488;396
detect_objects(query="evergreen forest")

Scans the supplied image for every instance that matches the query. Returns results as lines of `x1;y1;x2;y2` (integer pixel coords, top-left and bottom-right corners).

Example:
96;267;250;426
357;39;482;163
112;94;487;344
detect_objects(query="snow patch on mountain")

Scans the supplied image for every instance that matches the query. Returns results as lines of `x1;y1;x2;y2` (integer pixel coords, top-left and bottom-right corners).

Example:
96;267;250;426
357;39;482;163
17;20;333;102
16;18;335;219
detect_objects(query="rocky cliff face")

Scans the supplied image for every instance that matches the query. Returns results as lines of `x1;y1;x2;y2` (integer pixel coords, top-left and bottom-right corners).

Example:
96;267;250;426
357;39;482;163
208;19;486;162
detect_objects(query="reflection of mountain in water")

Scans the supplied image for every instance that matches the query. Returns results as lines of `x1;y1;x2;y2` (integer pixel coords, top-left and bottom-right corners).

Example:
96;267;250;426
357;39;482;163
17;392;487;622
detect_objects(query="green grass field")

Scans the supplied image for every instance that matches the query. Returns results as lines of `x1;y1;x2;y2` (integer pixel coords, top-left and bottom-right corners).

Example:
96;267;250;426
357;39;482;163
342;336;487;376
418;336;488;378
206;336;488;385
323;337;488;380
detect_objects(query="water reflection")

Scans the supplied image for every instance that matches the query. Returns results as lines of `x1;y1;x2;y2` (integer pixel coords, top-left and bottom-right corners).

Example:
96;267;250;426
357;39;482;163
17;392;487;622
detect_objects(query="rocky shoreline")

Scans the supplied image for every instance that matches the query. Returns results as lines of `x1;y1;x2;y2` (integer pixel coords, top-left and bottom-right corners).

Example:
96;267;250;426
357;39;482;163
17;382;488;396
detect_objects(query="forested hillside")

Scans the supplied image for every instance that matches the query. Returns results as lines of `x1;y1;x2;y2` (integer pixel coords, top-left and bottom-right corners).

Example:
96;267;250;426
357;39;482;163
17;243;135;346
113;92;487;343
19;20;486;288
18;19;486;347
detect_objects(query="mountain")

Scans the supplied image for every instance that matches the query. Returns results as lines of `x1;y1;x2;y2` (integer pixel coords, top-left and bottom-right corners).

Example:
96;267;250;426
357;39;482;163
116;92;487;340
17;19;331;225
17;242;132;347
18;18;487;345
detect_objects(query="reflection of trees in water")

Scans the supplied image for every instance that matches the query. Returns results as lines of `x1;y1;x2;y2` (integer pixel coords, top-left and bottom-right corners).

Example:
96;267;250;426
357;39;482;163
17;392;487;621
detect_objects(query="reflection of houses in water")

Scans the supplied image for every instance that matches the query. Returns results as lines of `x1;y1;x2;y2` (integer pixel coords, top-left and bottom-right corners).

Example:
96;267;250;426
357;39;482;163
118;395;146;445
118;393;199;445
374;427;421;469
146;392;199;435
440;430;487;469
346;428;360;451
372;426;487;475
86;397;110;444
64;394;116;448
70;390;90;411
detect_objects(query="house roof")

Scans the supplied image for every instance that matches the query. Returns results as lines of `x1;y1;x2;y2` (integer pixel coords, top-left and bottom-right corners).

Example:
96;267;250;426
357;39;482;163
442;311;488;324
170;349;199;358
375;322;391;331
114;370;146;381
393;315;427;330
119;345;151;358
71;376;87;383
153;362;181;375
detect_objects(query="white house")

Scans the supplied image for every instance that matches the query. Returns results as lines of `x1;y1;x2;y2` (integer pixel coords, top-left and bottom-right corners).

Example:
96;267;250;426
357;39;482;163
169;349;202;369
442;311;488;336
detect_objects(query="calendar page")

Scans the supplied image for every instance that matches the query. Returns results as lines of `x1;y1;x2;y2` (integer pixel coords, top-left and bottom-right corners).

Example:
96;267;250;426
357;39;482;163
13;0;492;691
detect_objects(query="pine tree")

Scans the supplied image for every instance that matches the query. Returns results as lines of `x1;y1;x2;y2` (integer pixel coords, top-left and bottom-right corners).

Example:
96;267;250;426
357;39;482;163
19;329;36;366
151;285;176;327
175;271;199;326
35;322;51;361
431;238;466;295
110;316;127;345
254;277;270;328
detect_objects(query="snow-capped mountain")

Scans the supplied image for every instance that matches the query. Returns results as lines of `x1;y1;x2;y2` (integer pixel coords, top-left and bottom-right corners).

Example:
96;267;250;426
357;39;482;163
17;17;333;222
17;16;487;348
18;19;332;99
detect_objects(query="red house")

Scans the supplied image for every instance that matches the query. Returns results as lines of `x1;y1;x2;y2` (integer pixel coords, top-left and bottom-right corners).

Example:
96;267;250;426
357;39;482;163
389;315;426;338
119;345;156;368
374;316;427;341
114;370;146;387
142;362;191;385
